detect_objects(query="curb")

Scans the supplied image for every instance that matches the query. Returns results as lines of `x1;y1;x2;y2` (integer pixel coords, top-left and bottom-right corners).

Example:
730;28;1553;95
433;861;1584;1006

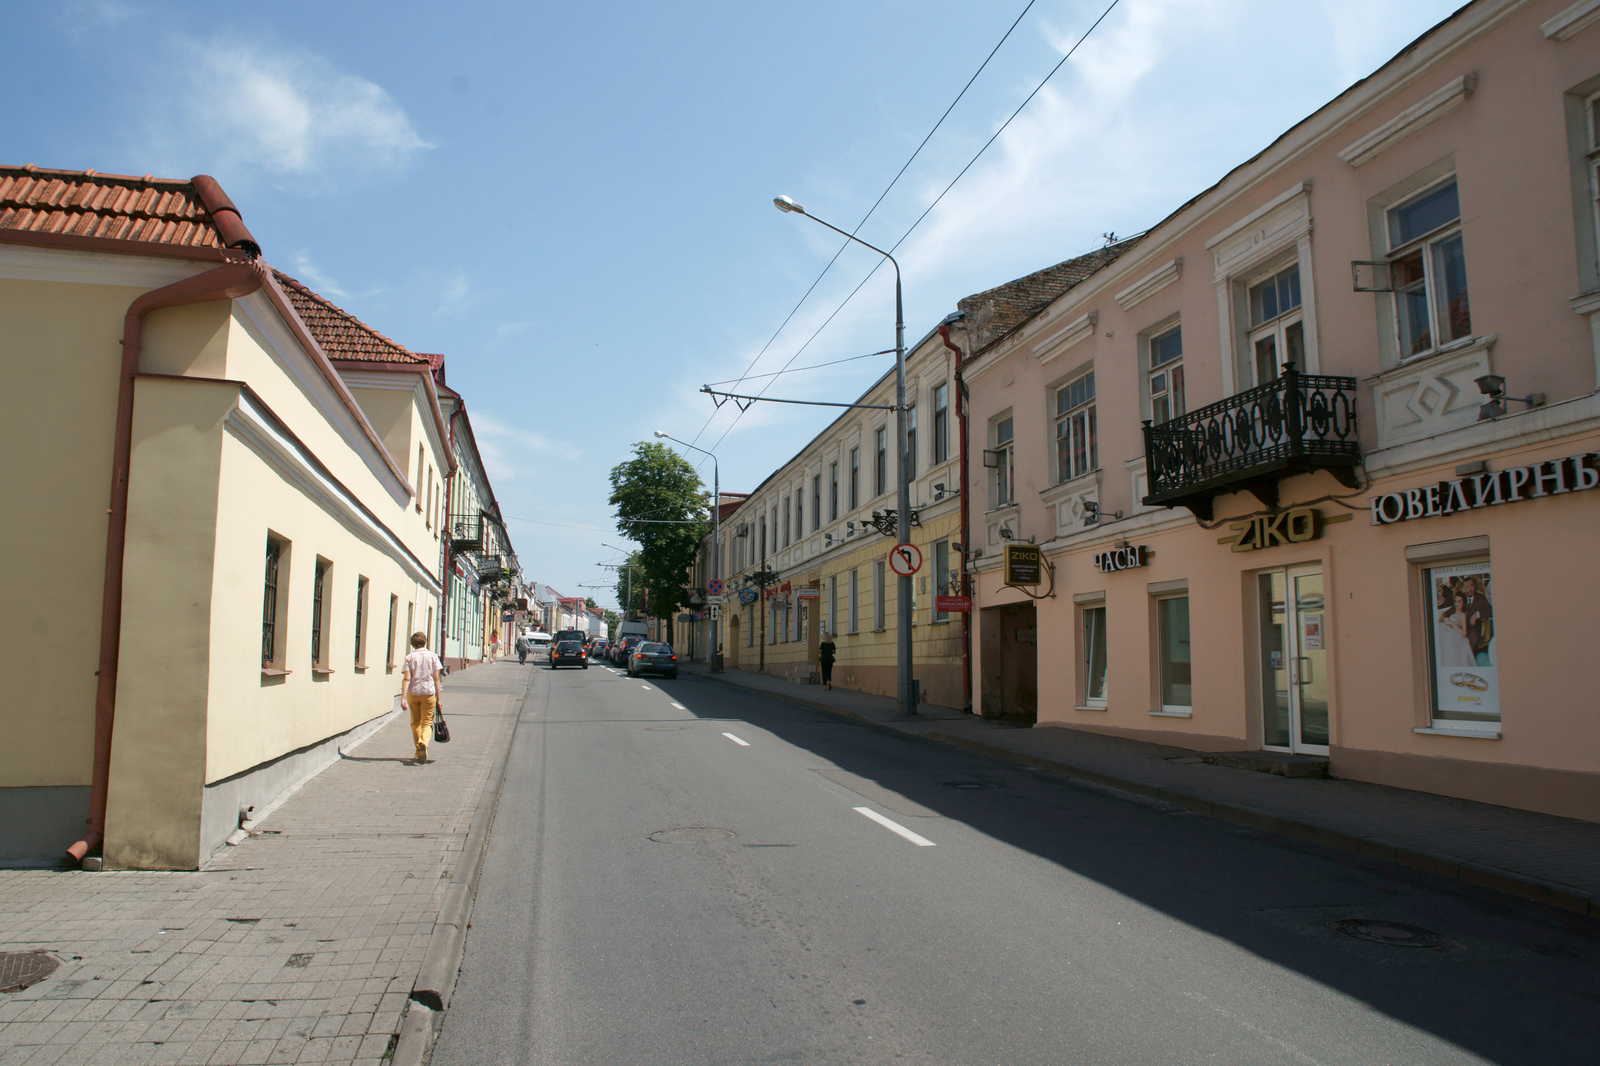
392;667;535;1066
690;669;1599;920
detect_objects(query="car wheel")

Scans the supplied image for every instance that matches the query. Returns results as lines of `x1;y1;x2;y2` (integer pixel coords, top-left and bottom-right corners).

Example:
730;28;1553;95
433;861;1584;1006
582;664;588;670
667;672;678;680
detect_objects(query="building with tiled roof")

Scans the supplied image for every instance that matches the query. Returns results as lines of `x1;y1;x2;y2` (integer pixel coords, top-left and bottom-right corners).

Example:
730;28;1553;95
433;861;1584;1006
273;270;427;365
957;239;1142;358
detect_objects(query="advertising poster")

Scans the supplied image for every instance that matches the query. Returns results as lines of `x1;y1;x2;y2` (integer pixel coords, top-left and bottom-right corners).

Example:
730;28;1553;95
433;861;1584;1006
1427;560;1498;722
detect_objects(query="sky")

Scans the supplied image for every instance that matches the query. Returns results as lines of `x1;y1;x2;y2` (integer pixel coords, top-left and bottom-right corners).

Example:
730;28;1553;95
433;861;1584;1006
9;0;1471;609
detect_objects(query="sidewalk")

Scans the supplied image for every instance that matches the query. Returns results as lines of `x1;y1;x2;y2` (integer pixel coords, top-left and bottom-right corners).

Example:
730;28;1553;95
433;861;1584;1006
682;661;1600;918
0;661;530;1066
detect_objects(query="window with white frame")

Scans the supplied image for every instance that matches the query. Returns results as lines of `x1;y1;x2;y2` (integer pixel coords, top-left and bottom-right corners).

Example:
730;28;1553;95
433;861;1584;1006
932;383;949;464
1587;90;1600;279
1149;326;1184;424
1054;371;1096;483
1248;263;1304;385
783;497;791;547
829;462;839;522
812;475;821;532
1082;602;1107;707
827;575;838;636
1388;178;1471;357
905;404;918;480
874;427;887;497
990;417;1015;506
1157;595;1191;711
848;567;859;633
850;447;861;510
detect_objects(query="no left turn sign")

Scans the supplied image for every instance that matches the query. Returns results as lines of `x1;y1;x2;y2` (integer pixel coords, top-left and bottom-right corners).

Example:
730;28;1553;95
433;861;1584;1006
888;542;923;577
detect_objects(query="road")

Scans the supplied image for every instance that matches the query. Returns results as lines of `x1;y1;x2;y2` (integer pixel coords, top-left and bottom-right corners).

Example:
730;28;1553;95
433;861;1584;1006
432;657;1599;1065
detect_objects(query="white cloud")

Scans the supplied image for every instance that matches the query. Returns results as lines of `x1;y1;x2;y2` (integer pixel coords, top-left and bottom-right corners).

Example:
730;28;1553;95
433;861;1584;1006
470;412;584;487
435;270;472;318
144;35;430;182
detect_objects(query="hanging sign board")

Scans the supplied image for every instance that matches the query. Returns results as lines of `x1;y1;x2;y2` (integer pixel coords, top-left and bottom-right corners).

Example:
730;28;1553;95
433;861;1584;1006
796;587;821;600
1003;543;1043;586
889;543;923;577
935;595;972;612
739;588;759;605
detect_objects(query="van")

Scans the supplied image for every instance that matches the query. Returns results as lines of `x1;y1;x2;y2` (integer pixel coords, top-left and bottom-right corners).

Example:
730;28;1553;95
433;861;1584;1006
615;620;649;642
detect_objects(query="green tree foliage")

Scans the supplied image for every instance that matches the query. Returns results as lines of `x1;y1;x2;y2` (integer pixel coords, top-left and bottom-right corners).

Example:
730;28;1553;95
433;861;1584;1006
609;443;707;633
612;552;645;620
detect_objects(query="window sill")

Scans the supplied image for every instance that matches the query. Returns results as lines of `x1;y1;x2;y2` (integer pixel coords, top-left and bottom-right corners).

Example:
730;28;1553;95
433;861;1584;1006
1414;725;1500;739
873;627;887;633
312;667;335;676
354;665;367;673
1075;704;1108;712
1150;708;1192;718
260;667;291;677
930;618;952;625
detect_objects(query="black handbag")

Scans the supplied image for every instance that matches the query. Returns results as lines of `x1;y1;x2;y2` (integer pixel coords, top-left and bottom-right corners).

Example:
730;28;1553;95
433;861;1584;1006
433;707;451;743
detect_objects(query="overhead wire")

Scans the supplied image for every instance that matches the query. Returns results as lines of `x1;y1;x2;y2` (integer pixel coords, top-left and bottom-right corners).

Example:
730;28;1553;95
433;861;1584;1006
701;0;1124;459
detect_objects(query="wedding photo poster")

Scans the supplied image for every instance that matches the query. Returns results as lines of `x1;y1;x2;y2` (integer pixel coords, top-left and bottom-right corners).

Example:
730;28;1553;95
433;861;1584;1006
1427;560;1498;722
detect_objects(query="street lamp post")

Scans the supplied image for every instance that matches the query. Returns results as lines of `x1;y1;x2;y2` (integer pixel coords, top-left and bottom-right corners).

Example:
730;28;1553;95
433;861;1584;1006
654;431;720;671
775;195;914;715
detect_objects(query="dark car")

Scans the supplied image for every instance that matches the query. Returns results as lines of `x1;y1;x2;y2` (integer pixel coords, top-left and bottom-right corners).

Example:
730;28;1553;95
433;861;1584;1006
590;638;611;660
612;636;644;666
628;642;678;679
553;629;587;649
549;640;588;669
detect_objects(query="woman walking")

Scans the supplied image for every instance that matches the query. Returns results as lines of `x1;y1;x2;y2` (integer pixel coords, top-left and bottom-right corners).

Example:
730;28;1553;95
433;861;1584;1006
403;632;444;764
818;629;837;691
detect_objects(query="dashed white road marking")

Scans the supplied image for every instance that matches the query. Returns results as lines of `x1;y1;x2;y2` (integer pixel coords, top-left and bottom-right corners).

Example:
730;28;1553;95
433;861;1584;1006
640;684;651;690
721;732;750;747
853;806;936;846
671;703;687;710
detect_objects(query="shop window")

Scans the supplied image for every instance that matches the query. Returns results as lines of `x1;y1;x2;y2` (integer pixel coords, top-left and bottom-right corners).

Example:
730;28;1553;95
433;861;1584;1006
1424;558;1498;732
1055;371;1097;482
933;382;949;464
1149;326;1185;424
1388;178;1470;357
1157;595;1191;711
262;534;289;670
354;576;370;667
1248;263;1304;385
1082;603;1108;707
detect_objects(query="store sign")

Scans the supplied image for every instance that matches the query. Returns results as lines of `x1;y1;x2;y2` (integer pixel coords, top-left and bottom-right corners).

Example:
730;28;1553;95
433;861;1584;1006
1370;452;1599;525
1229;508;1322;552
1093;545;1148;572
739;588;759;605
1003;543;1043;586
796;587;820;600
935;595;972;612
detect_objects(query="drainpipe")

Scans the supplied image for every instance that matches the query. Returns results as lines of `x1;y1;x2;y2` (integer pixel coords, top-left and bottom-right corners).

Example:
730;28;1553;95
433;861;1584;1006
68;254;268;862
938;316;972;714
439;405;460;668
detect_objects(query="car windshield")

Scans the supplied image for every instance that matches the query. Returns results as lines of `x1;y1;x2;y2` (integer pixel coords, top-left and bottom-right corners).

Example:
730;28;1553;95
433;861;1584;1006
556;642;581;652
639;643;670;654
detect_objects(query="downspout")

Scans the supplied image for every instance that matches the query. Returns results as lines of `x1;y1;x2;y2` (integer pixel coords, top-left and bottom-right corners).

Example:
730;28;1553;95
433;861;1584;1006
439;405;459;667
938;316;973;714
69;253;268;862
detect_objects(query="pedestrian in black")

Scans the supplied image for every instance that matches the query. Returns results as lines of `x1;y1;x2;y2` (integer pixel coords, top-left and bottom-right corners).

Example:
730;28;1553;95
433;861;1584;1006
818;629;837;690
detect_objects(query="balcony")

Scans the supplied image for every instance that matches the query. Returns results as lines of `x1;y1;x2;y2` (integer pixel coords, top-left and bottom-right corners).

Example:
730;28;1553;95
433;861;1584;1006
476;556;506;583
449;513;484;552
1142;367;1360;521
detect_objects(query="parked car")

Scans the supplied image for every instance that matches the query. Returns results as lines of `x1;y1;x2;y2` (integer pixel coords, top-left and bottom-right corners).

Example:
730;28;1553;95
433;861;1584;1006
549;640;588;669
628;642;678;679
612;635;644;666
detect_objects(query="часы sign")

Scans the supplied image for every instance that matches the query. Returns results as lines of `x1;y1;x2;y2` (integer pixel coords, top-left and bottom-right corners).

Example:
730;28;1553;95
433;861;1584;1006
1093;545;1148;572
1369;452;1598;525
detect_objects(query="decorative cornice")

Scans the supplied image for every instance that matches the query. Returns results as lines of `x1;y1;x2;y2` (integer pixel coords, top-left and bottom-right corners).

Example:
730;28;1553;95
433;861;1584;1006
1337;74;1477;168
1543;0;1600;39
1113;259;1182;311
1035;311;1097;367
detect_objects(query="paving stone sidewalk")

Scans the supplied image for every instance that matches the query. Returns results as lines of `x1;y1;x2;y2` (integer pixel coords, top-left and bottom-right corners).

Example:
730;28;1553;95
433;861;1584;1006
682;661;1600;918
0;662;529;1066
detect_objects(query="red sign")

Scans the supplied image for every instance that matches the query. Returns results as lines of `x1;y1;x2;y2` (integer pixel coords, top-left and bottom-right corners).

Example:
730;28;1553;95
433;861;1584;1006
889;542;923;577
935;595;972;613
796;587;820;600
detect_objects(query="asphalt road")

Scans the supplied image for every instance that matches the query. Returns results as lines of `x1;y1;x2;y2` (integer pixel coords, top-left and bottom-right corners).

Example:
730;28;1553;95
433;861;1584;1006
432;658;1600;1066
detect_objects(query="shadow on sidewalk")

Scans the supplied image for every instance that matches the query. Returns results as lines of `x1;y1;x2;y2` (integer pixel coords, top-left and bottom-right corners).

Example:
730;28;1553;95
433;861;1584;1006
657;671;1600;1066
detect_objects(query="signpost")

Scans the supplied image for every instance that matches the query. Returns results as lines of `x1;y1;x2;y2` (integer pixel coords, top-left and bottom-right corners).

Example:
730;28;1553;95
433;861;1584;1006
889;542;923;578
1002;543;1043;586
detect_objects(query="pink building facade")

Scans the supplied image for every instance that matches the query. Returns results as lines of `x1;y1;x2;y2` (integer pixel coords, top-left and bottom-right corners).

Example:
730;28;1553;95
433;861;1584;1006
962;0;1600;821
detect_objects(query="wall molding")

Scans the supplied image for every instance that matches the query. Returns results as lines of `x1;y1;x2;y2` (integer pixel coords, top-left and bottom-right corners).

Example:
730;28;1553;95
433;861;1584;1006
1542;0;1600;39
1114;259;1182;311
1337;74;1477;168
1035;311;1097;366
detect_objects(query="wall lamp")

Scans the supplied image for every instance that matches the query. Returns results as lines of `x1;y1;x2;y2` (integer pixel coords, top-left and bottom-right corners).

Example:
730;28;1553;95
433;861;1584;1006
1083;500;1123;527
1474;374;1544;421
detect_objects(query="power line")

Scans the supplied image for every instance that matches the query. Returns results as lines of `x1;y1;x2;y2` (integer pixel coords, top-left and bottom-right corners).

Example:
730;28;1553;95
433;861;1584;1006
684;0;1042;457
703;348;893;388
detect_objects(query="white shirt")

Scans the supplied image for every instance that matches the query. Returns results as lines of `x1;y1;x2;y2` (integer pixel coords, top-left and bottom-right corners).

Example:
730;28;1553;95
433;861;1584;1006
404;649;443;695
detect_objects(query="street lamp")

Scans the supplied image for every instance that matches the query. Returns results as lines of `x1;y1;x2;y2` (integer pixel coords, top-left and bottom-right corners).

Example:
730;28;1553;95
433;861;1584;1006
654;431;721;670
775;195;915;715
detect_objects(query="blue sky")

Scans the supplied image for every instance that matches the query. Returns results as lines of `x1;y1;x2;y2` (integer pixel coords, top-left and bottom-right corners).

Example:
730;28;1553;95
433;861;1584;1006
11;0;1467;608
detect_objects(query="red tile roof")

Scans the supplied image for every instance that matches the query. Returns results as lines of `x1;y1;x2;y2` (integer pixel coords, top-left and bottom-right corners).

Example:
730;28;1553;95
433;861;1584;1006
273;270;427;365
0;165;259;257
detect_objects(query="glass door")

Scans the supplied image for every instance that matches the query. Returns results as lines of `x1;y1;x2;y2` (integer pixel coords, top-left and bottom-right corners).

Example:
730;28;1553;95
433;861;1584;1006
1256;566;1328;754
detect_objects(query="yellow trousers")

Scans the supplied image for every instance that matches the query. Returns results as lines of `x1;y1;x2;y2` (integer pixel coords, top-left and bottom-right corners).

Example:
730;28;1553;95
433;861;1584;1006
407;693;436;754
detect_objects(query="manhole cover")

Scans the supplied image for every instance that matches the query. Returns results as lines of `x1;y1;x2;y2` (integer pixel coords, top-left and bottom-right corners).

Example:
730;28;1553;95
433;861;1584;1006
1329;919;1449;949
0;952;59;993
942;781;992;790
649;827;735;844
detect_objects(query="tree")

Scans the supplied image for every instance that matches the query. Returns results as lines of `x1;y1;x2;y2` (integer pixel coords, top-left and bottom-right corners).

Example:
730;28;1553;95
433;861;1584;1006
609;442;707;641
584;597;598;609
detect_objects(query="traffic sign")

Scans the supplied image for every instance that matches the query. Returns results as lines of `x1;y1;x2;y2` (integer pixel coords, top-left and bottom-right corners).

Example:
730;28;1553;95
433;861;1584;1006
707;578;725;596
888;542;923;577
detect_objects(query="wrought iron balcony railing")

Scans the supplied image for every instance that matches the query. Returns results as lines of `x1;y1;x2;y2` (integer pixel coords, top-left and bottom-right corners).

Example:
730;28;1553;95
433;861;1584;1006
449;512;485;553
1141;366;1360;521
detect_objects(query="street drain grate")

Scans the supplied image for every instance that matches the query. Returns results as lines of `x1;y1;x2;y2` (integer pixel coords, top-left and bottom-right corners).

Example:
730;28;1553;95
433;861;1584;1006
0;952;59;993
649;827;735;844
942;781;992;790
1329;919;1449;949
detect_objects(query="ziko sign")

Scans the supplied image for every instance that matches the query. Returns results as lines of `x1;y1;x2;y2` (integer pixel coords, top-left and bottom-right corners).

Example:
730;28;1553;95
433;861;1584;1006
1003;543;1043;586
1229;508;1322;552
1369;452;1600;525
1093;545;1148;572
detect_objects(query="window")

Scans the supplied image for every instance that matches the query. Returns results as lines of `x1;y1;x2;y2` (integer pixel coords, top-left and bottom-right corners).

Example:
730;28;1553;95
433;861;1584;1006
874;427;887;497
850;447;860;510
827;575;838;636
416;446;425;512
747;604;754;647
1248;263;1304;384
932;540;951;621
311;558;331;669
932;383;949;464
993;418;1015;506
783;497;791;547
1055;372;1097;483
759;515;767;560
386;594;399;668
262;535;287;669
812;475;821;532
1157;596;1191;711
1425;559;1498;731
406;601;415;650
1082;604;1108;707
354;576;370;667
829;462;839;522
1149;327;1184;424
848;568;859;633
905;405;917;479
873;560;886;630
1388;179;1470;357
